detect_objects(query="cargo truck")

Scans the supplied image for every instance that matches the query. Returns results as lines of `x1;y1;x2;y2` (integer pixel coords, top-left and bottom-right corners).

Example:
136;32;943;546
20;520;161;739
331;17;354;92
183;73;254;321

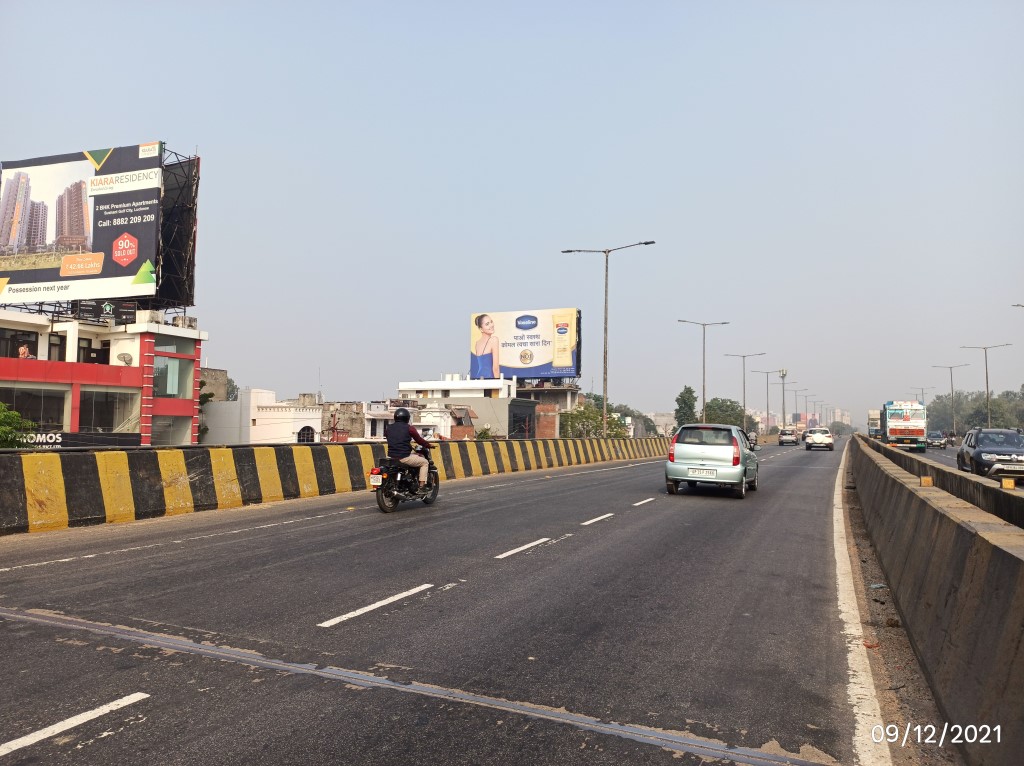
867;409;881;439
880;400;927;452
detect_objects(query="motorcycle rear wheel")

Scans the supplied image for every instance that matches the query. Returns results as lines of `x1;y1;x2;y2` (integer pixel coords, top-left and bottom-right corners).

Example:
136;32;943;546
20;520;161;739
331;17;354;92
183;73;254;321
376;486;401;513
421;471;440;505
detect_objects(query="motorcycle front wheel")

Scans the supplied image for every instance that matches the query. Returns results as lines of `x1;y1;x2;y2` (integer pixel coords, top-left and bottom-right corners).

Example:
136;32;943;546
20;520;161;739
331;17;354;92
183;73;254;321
376;485;401;513
421;471;440;505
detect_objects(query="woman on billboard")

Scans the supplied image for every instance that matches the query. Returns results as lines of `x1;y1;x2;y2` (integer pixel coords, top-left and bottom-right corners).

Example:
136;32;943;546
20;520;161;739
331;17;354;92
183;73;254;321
470;313;500;379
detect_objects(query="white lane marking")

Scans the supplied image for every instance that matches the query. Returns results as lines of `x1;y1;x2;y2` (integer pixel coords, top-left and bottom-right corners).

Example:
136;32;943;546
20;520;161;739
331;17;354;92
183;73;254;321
581;513;614;526
0;510;356;574
632;498;654;507
494;538;550;559
318;584;434;628
833;447;893;766
0;693;150;756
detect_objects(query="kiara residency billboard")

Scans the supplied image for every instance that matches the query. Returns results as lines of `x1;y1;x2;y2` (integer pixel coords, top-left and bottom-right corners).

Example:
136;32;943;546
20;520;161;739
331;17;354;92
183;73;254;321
0;142;163;302
470;308;581;379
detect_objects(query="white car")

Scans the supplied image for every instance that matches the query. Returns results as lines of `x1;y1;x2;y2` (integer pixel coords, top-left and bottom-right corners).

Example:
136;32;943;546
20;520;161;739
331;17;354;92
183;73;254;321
805;427;835;451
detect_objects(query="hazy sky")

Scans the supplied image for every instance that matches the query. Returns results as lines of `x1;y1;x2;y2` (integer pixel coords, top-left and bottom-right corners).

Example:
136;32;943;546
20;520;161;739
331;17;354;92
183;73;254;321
3;1;1022;428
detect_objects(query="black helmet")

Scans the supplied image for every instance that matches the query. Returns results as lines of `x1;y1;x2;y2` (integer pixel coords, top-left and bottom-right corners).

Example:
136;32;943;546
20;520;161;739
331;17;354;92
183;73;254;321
394;407;411;423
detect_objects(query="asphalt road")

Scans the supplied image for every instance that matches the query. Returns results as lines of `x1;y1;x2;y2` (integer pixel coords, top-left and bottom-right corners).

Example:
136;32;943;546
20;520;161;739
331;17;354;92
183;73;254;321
1;441;865;765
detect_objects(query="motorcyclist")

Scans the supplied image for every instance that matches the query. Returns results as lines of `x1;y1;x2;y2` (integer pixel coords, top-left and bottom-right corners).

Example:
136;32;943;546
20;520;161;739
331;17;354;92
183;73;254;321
385;407;433;493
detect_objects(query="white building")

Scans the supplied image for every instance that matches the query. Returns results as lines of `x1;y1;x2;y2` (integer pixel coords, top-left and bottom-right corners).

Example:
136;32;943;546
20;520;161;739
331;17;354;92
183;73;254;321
202;388;322;445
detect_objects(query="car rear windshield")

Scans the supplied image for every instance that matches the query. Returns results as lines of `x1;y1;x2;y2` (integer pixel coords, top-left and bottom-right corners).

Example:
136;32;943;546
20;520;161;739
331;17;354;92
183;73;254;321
780;430;794;435
676;427;734;446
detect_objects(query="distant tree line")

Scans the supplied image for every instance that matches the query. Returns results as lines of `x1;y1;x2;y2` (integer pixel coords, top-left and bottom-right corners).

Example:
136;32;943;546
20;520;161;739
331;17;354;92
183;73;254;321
921;386;1024;434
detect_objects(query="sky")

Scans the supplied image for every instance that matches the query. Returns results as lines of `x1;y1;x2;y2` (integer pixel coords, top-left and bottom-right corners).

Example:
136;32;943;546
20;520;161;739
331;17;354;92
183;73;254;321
3;1;1022;430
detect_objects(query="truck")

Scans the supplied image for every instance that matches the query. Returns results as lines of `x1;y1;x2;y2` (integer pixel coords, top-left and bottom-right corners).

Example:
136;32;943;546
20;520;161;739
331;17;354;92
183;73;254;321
880;400;927;453
867;409;881;439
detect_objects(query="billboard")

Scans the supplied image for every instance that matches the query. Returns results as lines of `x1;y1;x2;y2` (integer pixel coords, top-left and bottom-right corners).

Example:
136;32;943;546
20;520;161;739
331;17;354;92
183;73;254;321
0;142;163;303
469;308;581;379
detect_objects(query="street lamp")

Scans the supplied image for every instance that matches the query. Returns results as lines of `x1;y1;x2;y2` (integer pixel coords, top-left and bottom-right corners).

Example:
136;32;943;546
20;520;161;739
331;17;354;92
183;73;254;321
909;386;934;404
771;371;793;427
932;363;969;437
960;343;1012;427
801;393;816;425
561;240;655;436
679;319;730;422
724;352;765;432
791;388;807;426
752;369;782;432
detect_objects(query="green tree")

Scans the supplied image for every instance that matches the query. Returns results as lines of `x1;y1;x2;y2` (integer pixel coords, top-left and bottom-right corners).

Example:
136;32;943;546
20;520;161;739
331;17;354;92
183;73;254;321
674;386;697;426
226;376;239;402
702;397;744;427
0;402;35;449
197;380;216;443
561;400;628;438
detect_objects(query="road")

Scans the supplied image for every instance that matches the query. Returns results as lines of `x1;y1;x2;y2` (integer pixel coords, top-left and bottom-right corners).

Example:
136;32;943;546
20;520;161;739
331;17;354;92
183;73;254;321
0;442;881;765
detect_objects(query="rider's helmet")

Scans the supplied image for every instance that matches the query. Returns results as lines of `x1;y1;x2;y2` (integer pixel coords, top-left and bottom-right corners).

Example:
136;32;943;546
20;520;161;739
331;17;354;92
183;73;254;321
394;407;411;423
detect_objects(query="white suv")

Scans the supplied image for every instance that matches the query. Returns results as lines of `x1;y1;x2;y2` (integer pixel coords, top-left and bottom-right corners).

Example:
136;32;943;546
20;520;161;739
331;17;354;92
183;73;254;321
778;428;798;446
805;428;835;451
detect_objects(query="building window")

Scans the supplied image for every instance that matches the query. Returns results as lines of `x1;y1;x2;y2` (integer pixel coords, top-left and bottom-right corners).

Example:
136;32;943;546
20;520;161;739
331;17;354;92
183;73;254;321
79;389;140;434
1;329;39;359
150;416;194;446
297;426;316;443
48;334;66;362
0;385;68;431
154;337;196;355
153;357;194;399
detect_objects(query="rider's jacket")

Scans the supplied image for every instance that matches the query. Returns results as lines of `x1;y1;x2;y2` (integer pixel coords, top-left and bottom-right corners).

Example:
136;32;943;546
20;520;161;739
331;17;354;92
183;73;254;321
385;422;431;458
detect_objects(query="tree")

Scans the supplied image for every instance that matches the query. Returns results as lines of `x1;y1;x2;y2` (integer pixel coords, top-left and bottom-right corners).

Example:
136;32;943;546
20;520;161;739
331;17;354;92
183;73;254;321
702;397;745;427
561;400;628;438
674;386;697;426
226;377;239;402
197;380;216;443
0;403;35;449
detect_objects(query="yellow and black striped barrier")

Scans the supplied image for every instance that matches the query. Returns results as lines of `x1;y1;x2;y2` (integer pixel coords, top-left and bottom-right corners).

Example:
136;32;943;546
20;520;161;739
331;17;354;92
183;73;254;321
0;438;668;535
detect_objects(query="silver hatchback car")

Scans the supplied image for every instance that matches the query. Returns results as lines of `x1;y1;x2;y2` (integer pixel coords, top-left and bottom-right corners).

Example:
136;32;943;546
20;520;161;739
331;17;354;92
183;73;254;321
665;423;761;499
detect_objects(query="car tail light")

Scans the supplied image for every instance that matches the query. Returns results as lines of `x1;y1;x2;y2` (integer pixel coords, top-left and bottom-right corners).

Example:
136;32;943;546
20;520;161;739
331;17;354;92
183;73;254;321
668;431;679;462
370;467;382;475
732;436;740;466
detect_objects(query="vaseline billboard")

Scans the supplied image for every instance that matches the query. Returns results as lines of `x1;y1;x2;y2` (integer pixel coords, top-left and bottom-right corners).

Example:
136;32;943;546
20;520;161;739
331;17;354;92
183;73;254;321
469;308;581;379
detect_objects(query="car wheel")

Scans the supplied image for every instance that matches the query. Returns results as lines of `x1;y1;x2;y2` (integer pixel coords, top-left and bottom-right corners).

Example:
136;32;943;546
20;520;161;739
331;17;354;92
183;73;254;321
733;479;746;499
956;453;966;471
828;445;834;451
748;469;758;491
806;444;811;451
666;480;678;495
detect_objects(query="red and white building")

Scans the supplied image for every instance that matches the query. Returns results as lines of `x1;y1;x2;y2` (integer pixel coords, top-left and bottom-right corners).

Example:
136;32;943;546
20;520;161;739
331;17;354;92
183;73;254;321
0;307;206;447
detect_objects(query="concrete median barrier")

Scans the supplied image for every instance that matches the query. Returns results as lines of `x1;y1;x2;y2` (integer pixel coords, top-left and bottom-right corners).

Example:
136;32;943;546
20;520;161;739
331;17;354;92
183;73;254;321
0;437;668;535
850;435;1024;766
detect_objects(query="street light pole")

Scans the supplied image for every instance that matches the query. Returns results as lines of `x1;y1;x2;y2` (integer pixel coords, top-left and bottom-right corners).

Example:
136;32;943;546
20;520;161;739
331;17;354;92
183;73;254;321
679;319;730;422
909;386;934;404
801;392;816;425
791;388;807;427
960;343;1011;428
771;371;793;427
561;241;655;436
932;363;969;437
724;352;765;432
752;369;782;432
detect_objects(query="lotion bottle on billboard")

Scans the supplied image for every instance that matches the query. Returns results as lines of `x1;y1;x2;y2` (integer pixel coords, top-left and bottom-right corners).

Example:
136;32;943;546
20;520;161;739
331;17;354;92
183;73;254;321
551;310;574;369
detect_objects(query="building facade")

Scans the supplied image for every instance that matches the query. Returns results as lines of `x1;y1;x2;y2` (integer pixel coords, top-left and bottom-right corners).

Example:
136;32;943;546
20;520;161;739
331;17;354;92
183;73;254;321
0;308;207;447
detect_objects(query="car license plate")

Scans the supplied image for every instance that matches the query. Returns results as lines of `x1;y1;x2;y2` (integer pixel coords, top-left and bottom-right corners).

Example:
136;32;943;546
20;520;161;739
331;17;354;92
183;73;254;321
369;475;383;486
1004;465;1024;472
688;468;716;478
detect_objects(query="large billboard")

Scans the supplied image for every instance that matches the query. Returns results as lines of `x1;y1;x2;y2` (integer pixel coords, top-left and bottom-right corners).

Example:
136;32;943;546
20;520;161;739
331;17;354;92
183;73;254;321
0;142;163;303
469;308;581;380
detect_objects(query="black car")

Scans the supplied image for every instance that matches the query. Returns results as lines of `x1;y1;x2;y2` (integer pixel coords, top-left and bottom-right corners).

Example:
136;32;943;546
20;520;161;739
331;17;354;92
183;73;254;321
956;427;1024;483
926;431;946;449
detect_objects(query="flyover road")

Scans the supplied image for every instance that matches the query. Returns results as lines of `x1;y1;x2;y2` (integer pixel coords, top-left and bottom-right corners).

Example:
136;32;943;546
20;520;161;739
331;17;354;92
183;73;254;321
0;442;888;765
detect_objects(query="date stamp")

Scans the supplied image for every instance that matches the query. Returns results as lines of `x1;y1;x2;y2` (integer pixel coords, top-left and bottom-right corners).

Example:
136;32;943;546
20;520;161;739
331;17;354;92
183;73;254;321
871;723;1001;747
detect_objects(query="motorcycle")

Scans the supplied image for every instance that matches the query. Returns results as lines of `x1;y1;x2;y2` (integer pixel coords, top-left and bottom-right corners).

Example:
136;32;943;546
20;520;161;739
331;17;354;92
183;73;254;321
368;445;440;513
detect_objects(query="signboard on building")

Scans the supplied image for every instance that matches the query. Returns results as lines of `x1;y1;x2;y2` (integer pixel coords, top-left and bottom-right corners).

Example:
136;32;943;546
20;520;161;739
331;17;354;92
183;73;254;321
76;299;137;324
469;308;582;380
0;142;163;302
